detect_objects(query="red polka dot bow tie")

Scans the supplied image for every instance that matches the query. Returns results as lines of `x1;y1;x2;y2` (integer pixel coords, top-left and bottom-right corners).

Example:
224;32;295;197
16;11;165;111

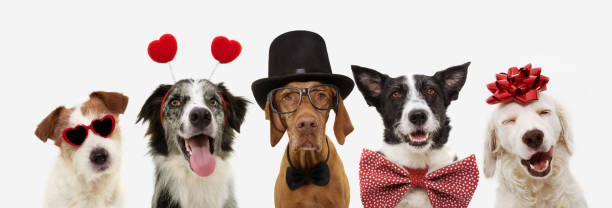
359;149;479;208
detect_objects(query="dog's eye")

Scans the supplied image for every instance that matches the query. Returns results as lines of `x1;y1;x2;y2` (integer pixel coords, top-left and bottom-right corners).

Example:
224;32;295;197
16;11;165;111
391;91;402;99
426;88;436;96
170;99;181;107
502;118;516;125
539;110;551;116
283;93;296;101
209;99;218;107
317;92;326;99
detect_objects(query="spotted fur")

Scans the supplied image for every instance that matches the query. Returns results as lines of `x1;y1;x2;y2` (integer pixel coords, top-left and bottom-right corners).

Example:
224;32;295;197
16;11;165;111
137;79;248;208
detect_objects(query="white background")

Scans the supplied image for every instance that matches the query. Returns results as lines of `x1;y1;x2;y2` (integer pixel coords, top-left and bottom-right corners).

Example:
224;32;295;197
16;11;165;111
1;0;610;207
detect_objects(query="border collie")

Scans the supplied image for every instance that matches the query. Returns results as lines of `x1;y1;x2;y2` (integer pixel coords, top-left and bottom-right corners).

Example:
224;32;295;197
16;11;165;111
35;91;128;208
483;93;586;207
351;62;469;208
137;79;248;208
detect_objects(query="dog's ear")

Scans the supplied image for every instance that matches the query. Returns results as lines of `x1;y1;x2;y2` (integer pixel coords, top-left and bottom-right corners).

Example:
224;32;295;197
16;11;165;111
265;101;286;147
556;102;574;155
90;91;129;115
433;62;470;106
483;116;500;178
333;96;353;145
218;83;250;132
35;106;66;143
136;84;172;134
351;65;388;107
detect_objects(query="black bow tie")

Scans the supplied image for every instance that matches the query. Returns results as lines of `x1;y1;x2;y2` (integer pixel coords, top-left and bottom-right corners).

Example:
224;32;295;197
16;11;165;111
285;138;331;191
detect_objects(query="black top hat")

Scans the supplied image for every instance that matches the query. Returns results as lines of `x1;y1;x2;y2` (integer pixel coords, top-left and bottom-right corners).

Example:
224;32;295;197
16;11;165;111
251;30;354;109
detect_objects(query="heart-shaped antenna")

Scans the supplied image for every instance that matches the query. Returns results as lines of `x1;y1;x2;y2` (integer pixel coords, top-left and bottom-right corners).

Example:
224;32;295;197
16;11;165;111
148;34;178;81
209;36;241;79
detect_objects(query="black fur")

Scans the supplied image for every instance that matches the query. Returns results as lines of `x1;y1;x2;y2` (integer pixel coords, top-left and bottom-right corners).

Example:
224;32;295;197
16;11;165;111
218;83;249;152
136;84;172;156
154;171;180;208
137;80;249;208
352;63;469;149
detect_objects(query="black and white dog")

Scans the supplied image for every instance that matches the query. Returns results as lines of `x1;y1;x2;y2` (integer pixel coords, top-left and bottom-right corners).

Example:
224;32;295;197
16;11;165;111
137;79;248;208
351;62;469;208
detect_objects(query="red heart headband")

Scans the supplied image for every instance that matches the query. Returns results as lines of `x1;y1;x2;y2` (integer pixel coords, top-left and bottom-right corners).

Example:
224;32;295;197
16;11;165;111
147;34;242;81
486;63;549;105
147;33;241;129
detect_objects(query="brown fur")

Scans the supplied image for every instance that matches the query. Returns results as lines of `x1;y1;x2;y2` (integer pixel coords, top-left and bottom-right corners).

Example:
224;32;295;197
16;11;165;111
35;106;73;146
265;81;352;208
35;91;128;161
88;91;129;115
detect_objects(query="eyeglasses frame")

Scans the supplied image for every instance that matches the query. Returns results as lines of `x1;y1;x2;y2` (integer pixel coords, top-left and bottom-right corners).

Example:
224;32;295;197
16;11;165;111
266;84;340;114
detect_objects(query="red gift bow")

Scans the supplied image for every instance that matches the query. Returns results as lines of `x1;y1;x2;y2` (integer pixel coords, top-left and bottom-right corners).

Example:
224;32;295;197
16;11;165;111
359;149;479;208
486;63;549;104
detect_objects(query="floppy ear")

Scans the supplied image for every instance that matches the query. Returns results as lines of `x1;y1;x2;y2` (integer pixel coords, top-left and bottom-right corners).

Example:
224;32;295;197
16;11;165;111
137;84;172;155
265;101;286;147
333;96;353;145
35;106;66;143
483;117;500;178
433;62;470;106
90;91;129;115
218;83;250;132
351;65;387;107
136;84;172;133
556;102;573;155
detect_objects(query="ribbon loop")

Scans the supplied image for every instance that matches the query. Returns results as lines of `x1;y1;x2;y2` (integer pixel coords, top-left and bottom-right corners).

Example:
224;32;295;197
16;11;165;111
486;63;549;105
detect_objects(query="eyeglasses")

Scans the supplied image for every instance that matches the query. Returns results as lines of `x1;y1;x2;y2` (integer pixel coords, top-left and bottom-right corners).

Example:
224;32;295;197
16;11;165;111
62;115;116;147
267;84;339;114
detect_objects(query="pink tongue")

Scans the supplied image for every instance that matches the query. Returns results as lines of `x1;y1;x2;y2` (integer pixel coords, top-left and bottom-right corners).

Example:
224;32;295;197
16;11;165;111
532;160;548;171
188;138;215;177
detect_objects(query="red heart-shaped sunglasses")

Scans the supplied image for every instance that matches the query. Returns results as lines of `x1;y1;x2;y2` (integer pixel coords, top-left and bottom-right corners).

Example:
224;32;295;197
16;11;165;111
62;115;116;147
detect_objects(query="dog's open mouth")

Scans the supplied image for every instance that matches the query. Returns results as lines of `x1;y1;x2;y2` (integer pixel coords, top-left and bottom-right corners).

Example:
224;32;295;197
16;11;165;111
520;147;554;177
407;130;429;146
178;134;216;177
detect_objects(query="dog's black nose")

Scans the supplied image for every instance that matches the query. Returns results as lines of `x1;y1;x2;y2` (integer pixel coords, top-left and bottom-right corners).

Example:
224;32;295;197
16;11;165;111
408;109;428;126
90;148;109;165
189;107;212;128
522;129;544;149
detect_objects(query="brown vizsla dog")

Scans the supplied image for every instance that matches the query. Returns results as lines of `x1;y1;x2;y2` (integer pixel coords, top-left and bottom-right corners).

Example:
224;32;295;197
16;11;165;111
265;81;353;208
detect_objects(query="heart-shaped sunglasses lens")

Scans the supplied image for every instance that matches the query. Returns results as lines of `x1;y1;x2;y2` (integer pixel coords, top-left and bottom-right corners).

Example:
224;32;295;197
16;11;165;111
91;116;115;137
63;126;88;146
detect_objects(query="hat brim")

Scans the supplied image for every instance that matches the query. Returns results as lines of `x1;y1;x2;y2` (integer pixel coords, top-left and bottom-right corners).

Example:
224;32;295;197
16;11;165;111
251;73;355;109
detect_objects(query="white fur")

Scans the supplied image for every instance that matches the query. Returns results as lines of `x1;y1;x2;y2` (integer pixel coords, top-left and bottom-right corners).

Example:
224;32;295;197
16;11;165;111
153;155;233;208
44;107;124;208
179;80;219;139
380;75;454;208
395;75;440;152
483;93;586;207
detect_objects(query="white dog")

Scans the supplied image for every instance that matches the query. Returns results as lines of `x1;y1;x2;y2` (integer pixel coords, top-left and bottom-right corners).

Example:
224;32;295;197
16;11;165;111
483;93;586;207
35;91;128;208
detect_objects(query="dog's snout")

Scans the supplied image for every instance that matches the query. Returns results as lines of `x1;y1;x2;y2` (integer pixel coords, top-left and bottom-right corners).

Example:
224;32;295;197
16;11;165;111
189;107;212;127
408;109;428;126
522;129;544;149
296;116;318;131
90;148;109;166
